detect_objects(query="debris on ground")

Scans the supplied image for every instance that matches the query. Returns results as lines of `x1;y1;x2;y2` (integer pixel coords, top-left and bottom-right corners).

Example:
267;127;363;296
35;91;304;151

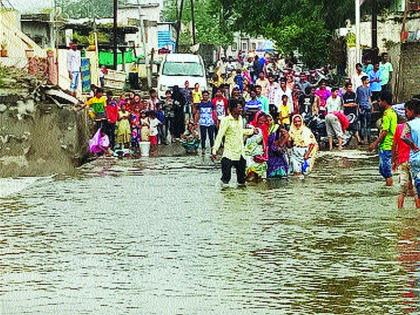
0;65;80;106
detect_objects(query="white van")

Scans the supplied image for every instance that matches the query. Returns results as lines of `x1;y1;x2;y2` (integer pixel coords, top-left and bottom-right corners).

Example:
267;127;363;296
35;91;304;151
158;53;207;98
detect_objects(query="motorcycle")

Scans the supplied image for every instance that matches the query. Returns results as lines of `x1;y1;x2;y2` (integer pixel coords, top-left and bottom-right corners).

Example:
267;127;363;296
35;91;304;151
305;113;356;148
307;68;340;87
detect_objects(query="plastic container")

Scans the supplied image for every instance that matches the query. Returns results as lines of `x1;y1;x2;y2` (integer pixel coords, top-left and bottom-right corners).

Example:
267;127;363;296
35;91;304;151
140;141;150;157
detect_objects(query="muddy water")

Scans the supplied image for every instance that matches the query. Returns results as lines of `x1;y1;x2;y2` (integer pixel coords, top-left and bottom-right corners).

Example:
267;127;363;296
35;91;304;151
0;152;419;314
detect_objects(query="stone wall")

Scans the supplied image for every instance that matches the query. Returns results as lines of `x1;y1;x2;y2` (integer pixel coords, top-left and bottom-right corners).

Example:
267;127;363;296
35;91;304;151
0;95;91;177
389;42;420;102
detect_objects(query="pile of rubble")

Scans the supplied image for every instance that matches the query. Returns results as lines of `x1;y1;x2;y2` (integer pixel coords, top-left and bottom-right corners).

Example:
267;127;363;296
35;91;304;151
0;65;79;111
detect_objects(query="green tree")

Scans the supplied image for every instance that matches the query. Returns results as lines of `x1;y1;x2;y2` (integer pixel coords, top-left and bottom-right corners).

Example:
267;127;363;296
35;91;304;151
216;0;394;67
163;0;234;48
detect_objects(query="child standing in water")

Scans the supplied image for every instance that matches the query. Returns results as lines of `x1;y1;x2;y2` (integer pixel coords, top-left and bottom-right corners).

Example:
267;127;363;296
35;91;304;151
130;106;141;152
140;111;150;142
148;111;161;157
192;83;203;122
116;103;131;149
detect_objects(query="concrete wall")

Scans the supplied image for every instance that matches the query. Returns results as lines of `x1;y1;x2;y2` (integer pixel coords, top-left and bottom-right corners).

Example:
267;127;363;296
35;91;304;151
57;49;77;93
86;51;99;87
0;10;46;68
0;97;91;177
348;12;420;53
119;5;161;56
389;42;420;102
119;5;161;25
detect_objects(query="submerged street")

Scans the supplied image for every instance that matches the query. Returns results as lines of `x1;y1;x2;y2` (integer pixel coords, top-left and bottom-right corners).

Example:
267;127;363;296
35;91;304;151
0;152;419;314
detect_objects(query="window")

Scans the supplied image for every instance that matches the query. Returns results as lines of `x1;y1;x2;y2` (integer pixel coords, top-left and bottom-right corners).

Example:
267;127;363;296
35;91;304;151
251;42;257;50
162;62;204;77
242;42;247;51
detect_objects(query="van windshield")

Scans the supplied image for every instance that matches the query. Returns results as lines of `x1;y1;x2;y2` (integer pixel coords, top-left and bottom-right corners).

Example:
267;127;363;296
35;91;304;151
162;62;204;77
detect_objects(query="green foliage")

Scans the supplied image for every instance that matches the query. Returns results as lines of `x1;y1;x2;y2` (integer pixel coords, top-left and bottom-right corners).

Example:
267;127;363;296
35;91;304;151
163;0;234;48
216;0;394;67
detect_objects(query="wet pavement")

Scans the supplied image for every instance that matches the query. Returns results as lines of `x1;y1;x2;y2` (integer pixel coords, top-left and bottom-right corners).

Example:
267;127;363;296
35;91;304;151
0;151;419;314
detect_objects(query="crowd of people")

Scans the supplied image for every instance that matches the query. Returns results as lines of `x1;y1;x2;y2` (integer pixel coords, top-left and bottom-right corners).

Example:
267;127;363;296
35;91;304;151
79;51;420;207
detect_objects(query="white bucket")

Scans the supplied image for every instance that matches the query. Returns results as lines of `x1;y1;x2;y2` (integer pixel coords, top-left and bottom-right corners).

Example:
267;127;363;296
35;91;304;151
140;141;150;157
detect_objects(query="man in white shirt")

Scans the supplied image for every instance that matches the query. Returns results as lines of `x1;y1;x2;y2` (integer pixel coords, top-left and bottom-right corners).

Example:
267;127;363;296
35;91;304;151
325;88;344;150
212;99;256;186
67;42;81;96
351;63;366;91
255;72;270;97
267;74;280;106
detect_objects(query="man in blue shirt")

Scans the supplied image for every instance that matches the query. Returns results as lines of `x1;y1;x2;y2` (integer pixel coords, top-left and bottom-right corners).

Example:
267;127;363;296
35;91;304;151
369;62;382;102
356;76;372;143
245;89;262;122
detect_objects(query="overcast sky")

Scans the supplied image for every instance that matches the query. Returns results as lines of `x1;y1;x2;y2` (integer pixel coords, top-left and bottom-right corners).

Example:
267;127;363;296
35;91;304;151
8;0;165;13
8;0;53;13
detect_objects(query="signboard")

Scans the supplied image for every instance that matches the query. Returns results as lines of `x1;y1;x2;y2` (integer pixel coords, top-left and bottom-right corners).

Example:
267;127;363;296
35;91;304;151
81;58;91;93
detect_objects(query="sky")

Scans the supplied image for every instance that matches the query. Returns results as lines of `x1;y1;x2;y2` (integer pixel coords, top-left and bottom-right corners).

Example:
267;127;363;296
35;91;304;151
7;0;165;13
8;0;53;13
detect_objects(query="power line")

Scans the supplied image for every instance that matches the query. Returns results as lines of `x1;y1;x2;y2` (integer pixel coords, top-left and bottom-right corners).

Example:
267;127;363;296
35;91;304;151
0;0;15;9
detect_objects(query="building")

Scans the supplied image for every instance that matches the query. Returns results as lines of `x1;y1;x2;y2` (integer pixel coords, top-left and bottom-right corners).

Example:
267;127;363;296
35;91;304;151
20;13;55;49
224;33;275;58
120;3;175;56
340;0;420;101
0;9;45;68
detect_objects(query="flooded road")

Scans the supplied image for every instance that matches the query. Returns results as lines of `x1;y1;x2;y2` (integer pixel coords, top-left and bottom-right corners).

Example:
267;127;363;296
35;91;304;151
0;152;419;314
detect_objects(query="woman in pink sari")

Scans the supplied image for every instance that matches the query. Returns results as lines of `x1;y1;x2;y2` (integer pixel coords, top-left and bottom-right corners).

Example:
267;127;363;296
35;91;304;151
89;128;110;156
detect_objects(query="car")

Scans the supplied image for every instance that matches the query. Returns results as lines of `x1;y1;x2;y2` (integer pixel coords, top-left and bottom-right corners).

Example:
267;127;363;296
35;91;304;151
157;53;208;98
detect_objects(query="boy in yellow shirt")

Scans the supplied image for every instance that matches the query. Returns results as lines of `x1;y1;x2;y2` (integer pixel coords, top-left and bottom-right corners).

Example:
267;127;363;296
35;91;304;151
279;95;291;130
82;87;107;130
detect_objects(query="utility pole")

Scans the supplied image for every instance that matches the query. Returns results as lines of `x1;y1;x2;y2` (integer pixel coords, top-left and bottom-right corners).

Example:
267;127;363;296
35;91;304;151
113;0;118;70
371;0;378;50
137;0;151;88
175;0;185;52
190;0;196;45
355;0;361;63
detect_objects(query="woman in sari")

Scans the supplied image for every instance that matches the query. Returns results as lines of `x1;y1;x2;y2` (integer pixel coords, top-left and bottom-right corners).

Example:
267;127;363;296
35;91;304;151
89;128;110;156
267;121;290;178
181;121;200;154
289;114;318;176
244;111;269;181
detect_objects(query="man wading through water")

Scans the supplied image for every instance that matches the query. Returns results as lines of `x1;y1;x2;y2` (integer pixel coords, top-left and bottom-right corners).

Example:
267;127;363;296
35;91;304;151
212;99;257;187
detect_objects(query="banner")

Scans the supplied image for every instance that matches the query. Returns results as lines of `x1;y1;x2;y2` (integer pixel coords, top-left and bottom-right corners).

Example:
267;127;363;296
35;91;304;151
81;58;91;93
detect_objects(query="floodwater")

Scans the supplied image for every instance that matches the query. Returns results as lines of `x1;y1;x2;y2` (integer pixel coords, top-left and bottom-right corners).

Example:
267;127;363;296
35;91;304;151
0;151;419;314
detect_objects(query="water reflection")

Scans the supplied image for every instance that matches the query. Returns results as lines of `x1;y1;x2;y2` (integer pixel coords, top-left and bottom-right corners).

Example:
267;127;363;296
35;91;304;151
0;151;418;314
